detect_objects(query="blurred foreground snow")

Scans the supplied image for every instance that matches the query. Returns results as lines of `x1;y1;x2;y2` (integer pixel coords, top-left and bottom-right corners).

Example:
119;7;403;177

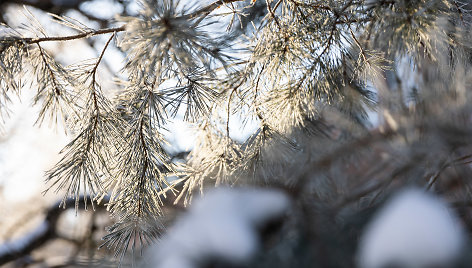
145;187;290;268
358;188;466;268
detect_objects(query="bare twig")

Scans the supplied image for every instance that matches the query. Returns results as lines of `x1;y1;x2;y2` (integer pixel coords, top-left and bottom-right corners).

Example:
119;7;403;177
24;26;125;44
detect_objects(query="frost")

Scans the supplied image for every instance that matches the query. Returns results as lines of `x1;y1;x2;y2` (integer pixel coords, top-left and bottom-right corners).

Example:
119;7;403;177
357;188;466;268
144;187;290;268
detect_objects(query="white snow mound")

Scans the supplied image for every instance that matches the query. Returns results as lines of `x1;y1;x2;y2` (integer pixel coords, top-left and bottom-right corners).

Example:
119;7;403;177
146;187;290;268
358;188;465;268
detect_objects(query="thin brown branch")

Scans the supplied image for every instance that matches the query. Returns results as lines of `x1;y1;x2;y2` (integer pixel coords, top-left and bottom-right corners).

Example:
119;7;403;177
452;0;465;24
23;26;125;44
254;65;265;121
266;0;282;29
185;0;246;20
37;44;61;95
92;32;115;82
426;154;472;190
11;1;244;46
137;117;149;218
85;33;115;155
226;78;245;137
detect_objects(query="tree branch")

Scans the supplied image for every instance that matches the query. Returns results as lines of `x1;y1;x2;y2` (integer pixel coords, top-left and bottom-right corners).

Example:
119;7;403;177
23;26;125;44
0;196;108;266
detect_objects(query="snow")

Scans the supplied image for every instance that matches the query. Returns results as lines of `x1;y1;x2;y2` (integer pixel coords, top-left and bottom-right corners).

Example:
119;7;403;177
0;94;69;202
79;0;124;20
357;188;466;268
145;187;290;268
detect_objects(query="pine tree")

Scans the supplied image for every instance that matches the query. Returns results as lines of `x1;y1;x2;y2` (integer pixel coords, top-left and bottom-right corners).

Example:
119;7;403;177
1;0;472;267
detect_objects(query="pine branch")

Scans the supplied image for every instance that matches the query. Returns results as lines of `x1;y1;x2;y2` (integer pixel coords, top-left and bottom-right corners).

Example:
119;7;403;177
44;33;119;210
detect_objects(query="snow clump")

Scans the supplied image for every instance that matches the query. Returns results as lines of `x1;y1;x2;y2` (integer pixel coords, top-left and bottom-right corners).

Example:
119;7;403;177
145;187;290;268
357;188;466;268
